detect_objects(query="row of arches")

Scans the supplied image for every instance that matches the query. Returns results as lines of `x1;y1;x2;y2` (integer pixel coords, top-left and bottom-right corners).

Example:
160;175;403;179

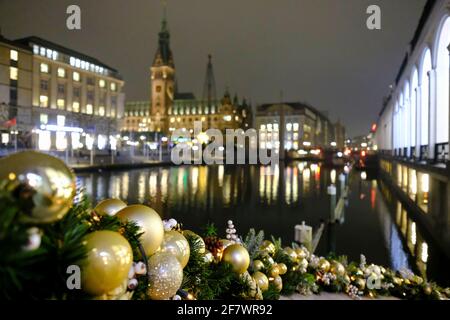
392;14;449;161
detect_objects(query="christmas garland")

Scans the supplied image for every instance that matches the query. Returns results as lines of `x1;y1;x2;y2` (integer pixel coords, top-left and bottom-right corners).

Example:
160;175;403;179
0;151;449;300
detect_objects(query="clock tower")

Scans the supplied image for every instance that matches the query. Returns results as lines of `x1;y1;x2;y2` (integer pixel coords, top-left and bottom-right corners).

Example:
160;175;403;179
150;4;175;132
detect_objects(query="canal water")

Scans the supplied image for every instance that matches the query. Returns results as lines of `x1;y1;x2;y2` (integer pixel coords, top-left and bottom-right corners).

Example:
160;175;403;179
77;162;450;286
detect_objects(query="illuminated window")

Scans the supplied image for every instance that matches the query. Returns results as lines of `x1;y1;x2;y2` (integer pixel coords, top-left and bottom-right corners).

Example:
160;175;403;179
286;123;292;131
10;50;18;61
110;82;117;91
293;123;299;131
40;63;49;73
73;71;80;82
57;115;65;126
99;79;106;88
9;67;18;80
39;95;48;107
40;114;48;124
170;117;175;123
72;102;80;113
38;130;51;150
110;108;116;117
86;104;93;115
57;99;65;109
57;67;66;78
99;106;105;116
56;132;67;150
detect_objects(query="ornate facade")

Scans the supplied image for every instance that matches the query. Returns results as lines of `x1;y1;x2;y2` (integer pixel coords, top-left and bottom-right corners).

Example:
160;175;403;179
122;12;252;138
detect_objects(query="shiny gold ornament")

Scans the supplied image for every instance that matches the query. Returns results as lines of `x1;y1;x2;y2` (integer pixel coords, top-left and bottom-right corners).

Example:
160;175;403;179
268;265;280;278
271;275;283;292
330;261;346;276
203;250;214;264
344;274;351;284
284;247;298;261
81;231;133;296
117;205;164;256
252;260;265;272
95;199;127;216
424;285;433;295
147;252;183;300
160;230;190;268
222;244;250;274
252;271;269;292
392;277;403;286
182;230;206;253
355;278;366;290
278;263;288;275
259;240;276;255
295;247;308;259
0;151;76;223
318;258;331;272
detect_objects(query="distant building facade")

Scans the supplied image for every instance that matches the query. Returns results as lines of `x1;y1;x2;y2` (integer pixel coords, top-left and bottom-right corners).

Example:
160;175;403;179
1;34;125;152
255;102;342;151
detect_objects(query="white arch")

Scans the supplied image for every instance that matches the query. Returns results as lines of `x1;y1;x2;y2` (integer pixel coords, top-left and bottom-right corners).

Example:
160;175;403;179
435;16;449;144
403;81;410;152
411;67;418;148
420;48;432;146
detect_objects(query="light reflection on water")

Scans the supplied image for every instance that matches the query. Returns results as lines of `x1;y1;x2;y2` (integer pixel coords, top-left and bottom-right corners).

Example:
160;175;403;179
77;163;449;285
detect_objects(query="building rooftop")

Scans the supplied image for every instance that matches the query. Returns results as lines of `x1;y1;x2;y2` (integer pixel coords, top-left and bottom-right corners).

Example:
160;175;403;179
257;102;331;122
15;36;122;79
0;35;32;51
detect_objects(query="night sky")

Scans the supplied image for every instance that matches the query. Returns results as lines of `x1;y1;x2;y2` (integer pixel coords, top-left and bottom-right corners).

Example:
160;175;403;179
0;0;426;136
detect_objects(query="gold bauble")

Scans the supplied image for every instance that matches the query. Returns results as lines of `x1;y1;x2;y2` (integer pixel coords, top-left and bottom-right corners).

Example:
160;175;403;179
147;252;183;300
268;265;280;278
81;231;133;296
252;271;269;292
344;274;351;284
182;230;206;253
259;240;276;255
271;275;283;292
117;205;164;256
295;247;308;259
424;285;433;295
0;151;76;223
95;199;127;216
318;258;331;272
160;230;190;268
222;244;250;274
355;278;366;290
330;261;346;276
278;263;288;275
253;260;265;272
392;277;403;286
283;247;298;261
203;250;214;264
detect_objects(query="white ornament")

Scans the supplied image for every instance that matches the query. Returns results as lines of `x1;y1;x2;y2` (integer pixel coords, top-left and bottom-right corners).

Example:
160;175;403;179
128;278;138;290
226;234;231;239
128;264;136;279
172;294;182;300
23;227;41;251
227;220;233;225
134;261;147;275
